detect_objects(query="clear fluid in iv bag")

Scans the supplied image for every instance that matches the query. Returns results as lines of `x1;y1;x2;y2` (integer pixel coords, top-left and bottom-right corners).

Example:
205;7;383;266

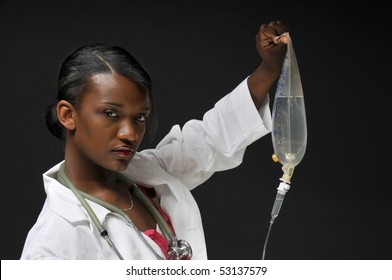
272;96;307;167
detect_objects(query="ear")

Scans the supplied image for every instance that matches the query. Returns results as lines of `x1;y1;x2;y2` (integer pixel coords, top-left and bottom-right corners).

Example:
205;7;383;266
57;100;76;131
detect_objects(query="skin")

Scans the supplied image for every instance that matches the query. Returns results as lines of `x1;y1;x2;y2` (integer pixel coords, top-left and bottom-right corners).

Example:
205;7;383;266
57;73;156;231
56;20;289;232
248;20;289;107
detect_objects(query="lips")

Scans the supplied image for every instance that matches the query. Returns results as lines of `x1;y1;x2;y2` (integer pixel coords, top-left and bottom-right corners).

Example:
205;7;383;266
111;145;134;157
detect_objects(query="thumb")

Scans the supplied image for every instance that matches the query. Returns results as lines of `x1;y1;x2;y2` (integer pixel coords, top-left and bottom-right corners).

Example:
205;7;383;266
275;40;288;59
273;32;290;44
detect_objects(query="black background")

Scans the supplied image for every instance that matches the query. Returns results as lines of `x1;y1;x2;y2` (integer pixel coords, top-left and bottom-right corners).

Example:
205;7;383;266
1;1;390;260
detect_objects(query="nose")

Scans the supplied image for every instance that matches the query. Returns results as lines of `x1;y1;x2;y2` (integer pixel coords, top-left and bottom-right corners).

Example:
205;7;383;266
117;119;139;142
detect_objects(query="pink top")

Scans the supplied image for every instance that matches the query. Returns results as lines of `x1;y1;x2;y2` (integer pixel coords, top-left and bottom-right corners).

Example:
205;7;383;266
138;185;175;260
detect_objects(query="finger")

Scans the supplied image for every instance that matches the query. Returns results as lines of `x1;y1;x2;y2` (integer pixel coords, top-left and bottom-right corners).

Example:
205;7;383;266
258;23;279;38
272;32;289;44
257;20;289;40
256;20;290;48
268;20;290;35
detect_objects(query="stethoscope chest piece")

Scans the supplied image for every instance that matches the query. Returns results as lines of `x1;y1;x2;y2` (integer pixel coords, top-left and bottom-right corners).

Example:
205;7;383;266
168;239;193;260
58;162;193;260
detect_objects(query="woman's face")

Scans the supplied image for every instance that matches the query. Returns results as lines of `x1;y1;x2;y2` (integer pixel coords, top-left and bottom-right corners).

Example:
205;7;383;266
72;73;150;172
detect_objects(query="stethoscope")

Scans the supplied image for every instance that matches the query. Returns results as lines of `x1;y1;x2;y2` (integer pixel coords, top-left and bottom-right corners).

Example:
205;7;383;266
57;163;192;260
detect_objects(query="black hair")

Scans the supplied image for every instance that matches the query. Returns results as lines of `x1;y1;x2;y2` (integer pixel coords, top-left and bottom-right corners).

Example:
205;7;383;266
45;43;156;141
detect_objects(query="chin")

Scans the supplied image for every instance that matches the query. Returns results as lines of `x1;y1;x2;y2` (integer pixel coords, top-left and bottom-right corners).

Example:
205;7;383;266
112;160;131;172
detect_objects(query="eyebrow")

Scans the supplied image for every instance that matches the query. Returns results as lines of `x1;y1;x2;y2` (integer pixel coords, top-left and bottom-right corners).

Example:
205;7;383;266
101;101;151;111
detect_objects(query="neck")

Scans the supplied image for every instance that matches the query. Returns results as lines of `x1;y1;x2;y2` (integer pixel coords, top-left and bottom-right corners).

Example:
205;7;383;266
62;158;117;193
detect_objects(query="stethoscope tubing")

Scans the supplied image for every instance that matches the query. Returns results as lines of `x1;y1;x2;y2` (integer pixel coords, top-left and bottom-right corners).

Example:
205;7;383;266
57;163;166;260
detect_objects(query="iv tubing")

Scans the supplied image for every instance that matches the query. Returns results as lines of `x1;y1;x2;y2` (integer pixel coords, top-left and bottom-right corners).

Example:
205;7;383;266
262;181;290;260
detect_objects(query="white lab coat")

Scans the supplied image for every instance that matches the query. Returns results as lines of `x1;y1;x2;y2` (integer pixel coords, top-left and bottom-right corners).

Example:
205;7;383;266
20;77;272;260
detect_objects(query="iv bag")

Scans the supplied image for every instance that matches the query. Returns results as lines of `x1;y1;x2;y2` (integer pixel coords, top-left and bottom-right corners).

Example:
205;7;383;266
271;34;307;169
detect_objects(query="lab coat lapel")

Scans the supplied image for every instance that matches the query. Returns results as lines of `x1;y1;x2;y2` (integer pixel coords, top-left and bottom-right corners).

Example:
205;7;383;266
123;153;208;259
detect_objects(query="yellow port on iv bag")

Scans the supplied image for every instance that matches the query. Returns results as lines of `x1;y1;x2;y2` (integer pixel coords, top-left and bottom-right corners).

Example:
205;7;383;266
262;33;307;259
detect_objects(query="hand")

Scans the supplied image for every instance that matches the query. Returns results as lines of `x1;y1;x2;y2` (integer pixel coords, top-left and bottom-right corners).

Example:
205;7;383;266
247;20;290;108
256;20;289;73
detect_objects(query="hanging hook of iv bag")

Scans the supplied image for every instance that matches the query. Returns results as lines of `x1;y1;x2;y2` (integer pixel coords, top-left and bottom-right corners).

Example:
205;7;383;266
271;33;307;170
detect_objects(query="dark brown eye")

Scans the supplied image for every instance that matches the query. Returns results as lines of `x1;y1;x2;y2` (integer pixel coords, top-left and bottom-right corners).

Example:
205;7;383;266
136;115;147;122
104;110;119;118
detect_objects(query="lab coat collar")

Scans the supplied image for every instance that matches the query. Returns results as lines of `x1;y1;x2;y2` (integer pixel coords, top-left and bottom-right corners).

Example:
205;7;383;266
42;153;206;259
42;158;201;233
43;161;111;226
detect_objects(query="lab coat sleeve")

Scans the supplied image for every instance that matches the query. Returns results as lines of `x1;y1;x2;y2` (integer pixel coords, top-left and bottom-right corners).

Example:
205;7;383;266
141;77;272;190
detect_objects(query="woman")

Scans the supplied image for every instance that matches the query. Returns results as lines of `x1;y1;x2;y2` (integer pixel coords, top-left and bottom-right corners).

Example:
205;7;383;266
20;20;289;260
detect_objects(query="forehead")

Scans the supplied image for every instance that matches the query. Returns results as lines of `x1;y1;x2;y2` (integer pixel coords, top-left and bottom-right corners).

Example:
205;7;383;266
82;73;149;105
